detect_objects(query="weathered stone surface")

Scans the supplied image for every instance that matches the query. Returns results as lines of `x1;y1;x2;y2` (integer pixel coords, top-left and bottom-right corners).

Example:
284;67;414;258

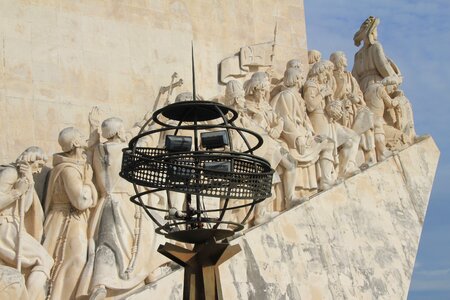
0;265;28;300
128;137;439;300
0;0;307;163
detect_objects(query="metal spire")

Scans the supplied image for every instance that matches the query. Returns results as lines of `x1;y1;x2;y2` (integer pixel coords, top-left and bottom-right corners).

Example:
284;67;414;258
191;41;197;101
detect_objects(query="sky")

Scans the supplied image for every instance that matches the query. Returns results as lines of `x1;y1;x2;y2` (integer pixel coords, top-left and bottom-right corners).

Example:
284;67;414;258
304;1;450;299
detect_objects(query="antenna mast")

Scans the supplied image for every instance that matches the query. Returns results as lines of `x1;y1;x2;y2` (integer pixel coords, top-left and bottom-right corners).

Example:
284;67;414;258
191;41;197;101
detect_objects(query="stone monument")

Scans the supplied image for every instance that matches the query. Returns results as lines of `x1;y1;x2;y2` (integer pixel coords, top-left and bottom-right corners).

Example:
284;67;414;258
0;1;439;299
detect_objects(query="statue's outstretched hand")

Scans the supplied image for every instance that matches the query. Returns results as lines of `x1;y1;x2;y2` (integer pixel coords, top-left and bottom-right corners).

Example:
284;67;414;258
89;106;101;128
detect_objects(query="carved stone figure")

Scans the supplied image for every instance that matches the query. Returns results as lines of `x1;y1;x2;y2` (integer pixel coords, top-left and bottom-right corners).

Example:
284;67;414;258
219;28;277;84
308;50;322;71
363;78;410;161
82;108;159;300
227;78;300;213
241;72;290;214
352;16;401;92
270;59;305;99
43;128;98;300
382;76;417;142
224;80;275;221
303;61;361;178
330;51;376;165
0;147;53;300
271;68;336;191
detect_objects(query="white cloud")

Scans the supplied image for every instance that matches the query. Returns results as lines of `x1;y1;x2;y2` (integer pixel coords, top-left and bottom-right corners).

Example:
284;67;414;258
411;266;450;292
416;268;450;277
410;278;450;291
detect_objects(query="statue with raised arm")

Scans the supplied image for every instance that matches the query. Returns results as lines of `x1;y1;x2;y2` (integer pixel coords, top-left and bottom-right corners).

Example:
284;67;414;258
81;108;159;300
270;69;336;192
304;61;361;178
0;147;53;300
43;128;98;300
352;16;401;92
330;51;376;165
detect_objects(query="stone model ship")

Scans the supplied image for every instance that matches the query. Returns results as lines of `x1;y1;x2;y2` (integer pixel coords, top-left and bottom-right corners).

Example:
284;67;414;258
0;1;438;299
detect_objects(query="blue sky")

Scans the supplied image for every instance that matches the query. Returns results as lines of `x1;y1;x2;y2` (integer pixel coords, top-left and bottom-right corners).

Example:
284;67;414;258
304;1;450;299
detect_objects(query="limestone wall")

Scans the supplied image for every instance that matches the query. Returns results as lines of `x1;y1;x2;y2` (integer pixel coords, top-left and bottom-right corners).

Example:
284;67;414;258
128;137;439;300
0;0;307;163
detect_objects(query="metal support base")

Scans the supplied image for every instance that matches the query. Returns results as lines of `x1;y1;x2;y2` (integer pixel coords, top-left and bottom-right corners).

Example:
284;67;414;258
158;241;241;300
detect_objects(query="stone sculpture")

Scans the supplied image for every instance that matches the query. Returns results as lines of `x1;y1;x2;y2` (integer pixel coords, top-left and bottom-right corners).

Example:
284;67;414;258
219;28;278;84
226;78;299;215
43;128;98;300
382;76;417;142
223;81;272;222
364;78;410;161
270;58;305;99
303;61;361;178
352;16;401;92
308;49;322;71
271;68;336;192
81;107;159;300
0;265;28;299
330;51;376;165
0;147;53;300
352;16;417;146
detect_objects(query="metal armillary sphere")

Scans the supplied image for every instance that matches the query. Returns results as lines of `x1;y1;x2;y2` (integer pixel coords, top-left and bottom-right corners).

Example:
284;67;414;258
120;99;273;299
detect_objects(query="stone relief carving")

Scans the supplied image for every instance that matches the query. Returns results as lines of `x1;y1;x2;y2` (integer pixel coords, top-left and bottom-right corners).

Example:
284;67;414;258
352;16;401;93
382;74;416;142
304;61;361;179
0;147;53;300
271;68;336;192
0;16;420;299
270;58;305;100
43;128;98;300
308;49;322;71
364;79;410;160
80;107;162;300
330;51;376;166
219;27;278;84
226;77;298;221
351;16;415;156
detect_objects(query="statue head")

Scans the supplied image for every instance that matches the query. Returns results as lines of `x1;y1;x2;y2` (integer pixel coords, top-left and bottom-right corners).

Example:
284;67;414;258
101;117;126;142
286;59;302;70
16;146;48;174
244;72;270;100
353;16;380;47
309;60;333;84
330;51;348;70
58;127;86;153
283;67;303;88
308;50;321;65
175;92;195;103
224;80;245;109
381;76;400;94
